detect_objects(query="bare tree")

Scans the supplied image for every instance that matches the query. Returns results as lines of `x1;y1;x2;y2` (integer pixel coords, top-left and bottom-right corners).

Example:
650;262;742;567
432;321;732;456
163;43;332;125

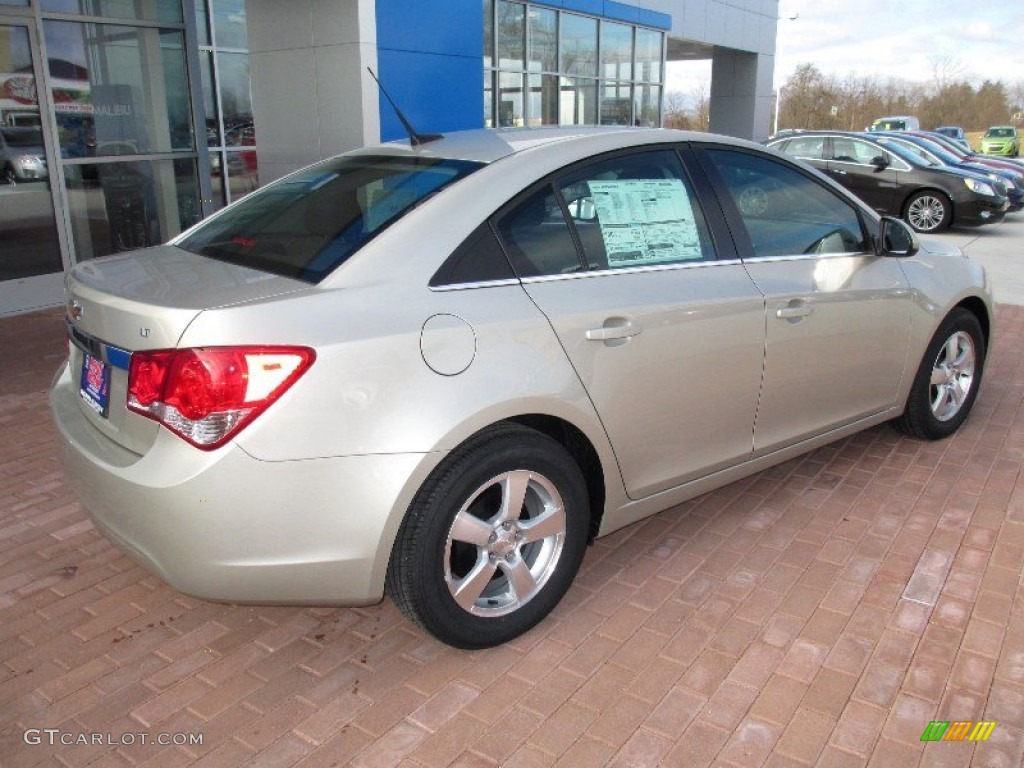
929;54;966;93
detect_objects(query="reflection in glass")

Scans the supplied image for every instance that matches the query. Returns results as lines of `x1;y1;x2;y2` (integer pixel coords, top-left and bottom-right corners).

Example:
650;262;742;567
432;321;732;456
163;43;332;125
483;0;493;69
560;14;597;77
194;0;211;46
63;158;200;260
225;149;258;202
635;28;663;84
40;0;182;23
527;74;558;126
601;22;633;81
483;68;494;128
600;82;632;125
497;72;523;127
199;50;219;146
496;0;524;70
0;25;63;281
44;22;194;158
528;6;556;73
217;52;253;146
634;83;661;127
212;0;247;49
0;0;29;6
559;77;596;126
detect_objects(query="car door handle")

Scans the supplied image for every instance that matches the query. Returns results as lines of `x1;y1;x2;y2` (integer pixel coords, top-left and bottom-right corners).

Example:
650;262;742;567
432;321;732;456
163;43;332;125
776;304;814;320
830;169;847;175
586;319;642;341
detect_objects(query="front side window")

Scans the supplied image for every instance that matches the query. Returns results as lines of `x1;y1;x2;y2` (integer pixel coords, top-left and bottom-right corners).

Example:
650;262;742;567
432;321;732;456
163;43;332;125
557;150;714;269
705;149;868;258
781;136;825;159
178;155;483;282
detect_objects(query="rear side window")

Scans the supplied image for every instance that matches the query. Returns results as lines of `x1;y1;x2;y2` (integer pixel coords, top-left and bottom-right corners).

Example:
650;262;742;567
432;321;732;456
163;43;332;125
429;223;515;287
178;154;483;282
780;136;825;160
704;148;868;258
494;185;583;277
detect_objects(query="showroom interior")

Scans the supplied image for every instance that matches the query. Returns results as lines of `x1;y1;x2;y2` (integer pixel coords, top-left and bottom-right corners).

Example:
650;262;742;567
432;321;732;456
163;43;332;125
0;0;778;317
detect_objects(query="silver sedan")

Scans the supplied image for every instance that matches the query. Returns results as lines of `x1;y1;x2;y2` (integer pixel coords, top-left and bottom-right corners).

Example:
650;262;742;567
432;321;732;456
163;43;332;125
51;127;992;648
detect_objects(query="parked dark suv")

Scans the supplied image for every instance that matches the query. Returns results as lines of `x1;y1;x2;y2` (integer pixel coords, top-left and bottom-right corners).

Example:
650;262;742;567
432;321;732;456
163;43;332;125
767;131;1008;232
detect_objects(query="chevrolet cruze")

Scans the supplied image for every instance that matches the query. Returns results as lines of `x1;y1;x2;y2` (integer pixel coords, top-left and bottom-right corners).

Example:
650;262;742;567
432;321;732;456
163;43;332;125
52;127;992;648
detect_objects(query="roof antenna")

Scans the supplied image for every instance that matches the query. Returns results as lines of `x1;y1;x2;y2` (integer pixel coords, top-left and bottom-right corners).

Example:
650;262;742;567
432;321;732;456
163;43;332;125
366;67;442;147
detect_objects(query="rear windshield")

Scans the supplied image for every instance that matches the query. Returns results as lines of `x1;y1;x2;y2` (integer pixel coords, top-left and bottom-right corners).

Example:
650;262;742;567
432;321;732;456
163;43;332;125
177;154;483;282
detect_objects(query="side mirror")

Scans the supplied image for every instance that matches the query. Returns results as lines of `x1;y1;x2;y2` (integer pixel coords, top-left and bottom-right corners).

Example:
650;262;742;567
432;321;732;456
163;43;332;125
878;215;919;257
870;155;889;170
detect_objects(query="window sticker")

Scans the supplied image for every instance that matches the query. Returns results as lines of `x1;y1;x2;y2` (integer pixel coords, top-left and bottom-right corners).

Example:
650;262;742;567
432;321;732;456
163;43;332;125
588;179;702;266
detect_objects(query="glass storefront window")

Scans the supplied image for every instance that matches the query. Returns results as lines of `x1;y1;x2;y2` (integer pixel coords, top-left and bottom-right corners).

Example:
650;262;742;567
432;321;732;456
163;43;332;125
44;21;194;158
483;0;493;69
497;71;523;127
212;0;246;48
496;0;524;70
0;0;30;6
600;82;632;125
225;149;257;201
63;157;199;259
194;0;211;45
559;77;596;126
527;6;556;73
560;13;597;77
601;21;632;81
199;50;219;146
527;73;557;126
40;0;182;24
483;68;494;127
0;25;63;281
217;51;253;146
634;83;661;127
635;27;663;84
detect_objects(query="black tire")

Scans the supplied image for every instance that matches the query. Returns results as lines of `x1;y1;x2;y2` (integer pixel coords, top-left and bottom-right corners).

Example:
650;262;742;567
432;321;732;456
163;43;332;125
903;190;952;233
2;165;15;185
893;308;985;440
386;423;590;649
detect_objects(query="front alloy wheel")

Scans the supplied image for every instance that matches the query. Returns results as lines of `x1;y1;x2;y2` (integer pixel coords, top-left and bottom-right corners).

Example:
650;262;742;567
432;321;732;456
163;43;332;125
928;331;976;422
387;423;590;648
905;191;951;233
894;308;985;440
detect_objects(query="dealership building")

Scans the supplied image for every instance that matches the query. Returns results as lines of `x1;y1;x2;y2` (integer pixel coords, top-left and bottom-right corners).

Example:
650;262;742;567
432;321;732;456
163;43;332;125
0;0;779;316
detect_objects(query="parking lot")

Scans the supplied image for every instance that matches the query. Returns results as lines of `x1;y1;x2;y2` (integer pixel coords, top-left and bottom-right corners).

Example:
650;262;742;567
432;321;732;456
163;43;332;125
1;216;1023;767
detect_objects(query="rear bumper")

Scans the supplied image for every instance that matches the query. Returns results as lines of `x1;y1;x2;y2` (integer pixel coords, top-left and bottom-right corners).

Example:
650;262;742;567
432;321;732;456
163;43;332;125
50;362;426;605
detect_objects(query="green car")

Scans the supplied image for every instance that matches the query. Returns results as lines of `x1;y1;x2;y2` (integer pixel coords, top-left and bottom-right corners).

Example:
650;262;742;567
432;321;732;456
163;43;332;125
979;126;1020;157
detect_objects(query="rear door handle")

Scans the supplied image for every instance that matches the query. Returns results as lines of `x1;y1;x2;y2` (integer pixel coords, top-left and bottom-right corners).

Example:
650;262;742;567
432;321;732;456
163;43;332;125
776;303;814;320
586;318;642;341
830;169;847;175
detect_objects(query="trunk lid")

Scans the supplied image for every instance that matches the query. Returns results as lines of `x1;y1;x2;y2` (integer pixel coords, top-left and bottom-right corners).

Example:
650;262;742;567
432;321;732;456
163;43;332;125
65;246;311;455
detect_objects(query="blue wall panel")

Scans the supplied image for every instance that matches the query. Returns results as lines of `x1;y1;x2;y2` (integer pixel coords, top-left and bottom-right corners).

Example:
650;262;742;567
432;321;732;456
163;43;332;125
376;0;484;141
374;0;670;142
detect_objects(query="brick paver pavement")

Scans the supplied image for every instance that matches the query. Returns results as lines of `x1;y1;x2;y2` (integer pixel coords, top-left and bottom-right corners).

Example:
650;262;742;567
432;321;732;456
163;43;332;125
1;304;1023;767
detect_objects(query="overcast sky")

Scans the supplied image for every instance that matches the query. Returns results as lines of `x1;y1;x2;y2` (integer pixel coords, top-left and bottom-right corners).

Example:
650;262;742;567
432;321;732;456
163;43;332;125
666;1;1024;99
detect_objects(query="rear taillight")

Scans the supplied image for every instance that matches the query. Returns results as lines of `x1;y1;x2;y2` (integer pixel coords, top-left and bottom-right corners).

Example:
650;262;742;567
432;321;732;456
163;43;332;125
127;346;315;450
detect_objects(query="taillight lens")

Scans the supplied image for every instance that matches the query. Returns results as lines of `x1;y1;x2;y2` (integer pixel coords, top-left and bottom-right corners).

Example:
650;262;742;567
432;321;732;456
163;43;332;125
127;346;315;450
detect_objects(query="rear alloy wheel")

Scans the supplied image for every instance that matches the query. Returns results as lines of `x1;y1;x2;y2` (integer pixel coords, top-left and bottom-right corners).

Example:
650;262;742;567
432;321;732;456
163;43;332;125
387;423;589;648
2;165;16;185
904;190;952;233
893;308;985;440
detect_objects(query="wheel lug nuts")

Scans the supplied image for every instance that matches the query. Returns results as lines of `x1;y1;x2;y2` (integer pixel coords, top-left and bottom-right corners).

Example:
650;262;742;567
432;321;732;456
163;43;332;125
505;552;515;562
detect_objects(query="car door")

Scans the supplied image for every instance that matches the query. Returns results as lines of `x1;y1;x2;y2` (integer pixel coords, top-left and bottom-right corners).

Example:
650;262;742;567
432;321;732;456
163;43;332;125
825;136;905;214
492;148;766;499
698;146;913;454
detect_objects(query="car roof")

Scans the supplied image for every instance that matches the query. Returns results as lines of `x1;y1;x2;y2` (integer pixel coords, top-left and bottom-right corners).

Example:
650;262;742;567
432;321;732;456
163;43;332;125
349;126;751;165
